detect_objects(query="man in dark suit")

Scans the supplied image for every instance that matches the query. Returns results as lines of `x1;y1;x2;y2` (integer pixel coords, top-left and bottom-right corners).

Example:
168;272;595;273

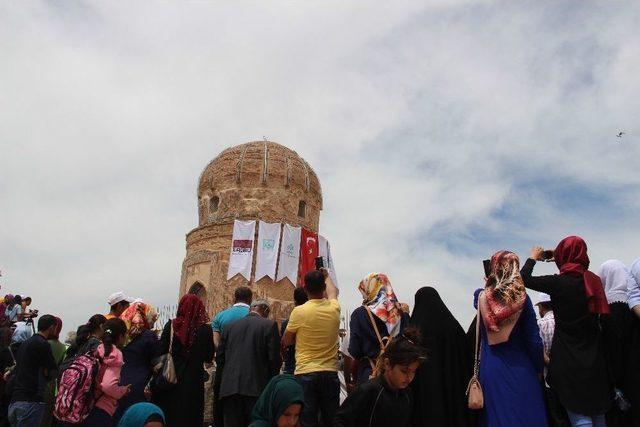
217;299;282;427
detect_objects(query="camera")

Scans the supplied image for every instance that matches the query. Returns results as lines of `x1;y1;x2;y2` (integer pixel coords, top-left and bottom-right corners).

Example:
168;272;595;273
24;309;39;322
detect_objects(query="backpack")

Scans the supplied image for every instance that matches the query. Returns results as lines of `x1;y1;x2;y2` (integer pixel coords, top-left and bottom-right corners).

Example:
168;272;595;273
53;351;103;424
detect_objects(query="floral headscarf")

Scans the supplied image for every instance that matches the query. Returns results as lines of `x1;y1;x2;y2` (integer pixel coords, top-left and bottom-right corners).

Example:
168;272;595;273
358;273;402;337
480;251;527;333
120;302;157;344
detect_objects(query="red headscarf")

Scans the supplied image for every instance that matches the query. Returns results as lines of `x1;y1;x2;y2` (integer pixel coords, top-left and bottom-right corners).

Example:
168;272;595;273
172;294;209;352
554;236;610;314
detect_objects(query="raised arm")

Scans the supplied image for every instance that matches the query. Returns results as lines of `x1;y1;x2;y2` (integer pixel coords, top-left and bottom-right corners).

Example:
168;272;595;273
520;252;558;295
324;269;339;300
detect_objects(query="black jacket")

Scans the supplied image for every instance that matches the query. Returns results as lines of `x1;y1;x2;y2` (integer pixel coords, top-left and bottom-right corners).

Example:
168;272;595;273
335;375;412;427
521;258;613;414
218;313;281;398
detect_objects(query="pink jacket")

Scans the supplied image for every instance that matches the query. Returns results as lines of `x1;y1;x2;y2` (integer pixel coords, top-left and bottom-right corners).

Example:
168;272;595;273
94;344;128;416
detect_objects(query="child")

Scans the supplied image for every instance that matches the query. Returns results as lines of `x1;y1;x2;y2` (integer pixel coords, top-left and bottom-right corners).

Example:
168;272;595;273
82;318;131;427
334;326;425;427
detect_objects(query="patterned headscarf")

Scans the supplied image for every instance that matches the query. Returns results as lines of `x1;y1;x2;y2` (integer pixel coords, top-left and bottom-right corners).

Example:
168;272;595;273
120;302;157;345
358;273;402;337
480;251;527;332
173;294;209;352
554;236;610;314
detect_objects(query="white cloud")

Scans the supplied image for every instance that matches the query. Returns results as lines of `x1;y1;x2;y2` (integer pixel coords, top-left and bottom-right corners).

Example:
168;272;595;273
1;1;639;334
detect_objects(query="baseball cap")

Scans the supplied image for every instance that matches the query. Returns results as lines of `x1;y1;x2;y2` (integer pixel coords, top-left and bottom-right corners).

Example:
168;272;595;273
535;293;551;306
107;291;134;306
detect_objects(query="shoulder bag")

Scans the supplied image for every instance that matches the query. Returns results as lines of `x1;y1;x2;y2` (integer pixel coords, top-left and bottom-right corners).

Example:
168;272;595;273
364;306;391;379
466;294;484;410
152;321;178;391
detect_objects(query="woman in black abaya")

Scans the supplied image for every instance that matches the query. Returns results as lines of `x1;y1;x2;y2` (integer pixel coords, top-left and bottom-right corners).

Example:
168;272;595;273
410;287;470;427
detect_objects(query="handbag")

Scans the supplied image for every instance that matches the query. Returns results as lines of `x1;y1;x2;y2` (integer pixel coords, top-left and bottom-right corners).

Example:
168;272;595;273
152;321;178;391
466;294;484;410
364;306;391;379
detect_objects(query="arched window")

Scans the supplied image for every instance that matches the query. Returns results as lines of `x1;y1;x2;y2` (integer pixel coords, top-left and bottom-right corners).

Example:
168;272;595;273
298;200;306;218
188;282;207;301
210;196;220;213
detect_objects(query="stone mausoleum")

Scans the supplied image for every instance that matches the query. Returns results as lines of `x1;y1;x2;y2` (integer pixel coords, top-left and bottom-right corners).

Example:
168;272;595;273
179;140;323;321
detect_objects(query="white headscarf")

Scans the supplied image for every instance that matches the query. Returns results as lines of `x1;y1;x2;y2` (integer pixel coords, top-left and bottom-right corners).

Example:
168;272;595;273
597;259;632;304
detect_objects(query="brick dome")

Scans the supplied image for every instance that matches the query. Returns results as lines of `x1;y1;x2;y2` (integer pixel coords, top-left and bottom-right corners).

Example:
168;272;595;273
196;141;322;232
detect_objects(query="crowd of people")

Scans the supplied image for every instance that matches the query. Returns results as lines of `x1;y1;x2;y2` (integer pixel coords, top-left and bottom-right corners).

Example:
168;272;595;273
0;234;639;427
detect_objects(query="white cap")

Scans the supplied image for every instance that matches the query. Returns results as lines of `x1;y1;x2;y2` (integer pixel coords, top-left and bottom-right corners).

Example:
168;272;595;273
107;291;134;306
132;298;144;304
536;293;551;305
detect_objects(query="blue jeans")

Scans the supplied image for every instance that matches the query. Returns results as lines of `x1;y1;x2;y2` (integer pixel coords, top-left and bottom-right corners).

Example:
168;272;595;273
566;411;606;427
8;402;45;427
296;372;339;427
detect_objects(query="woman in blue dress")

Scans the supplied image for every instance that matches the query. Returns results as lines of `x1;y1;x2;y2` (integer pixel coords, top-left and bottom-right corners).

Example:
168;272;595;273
472;251;548;427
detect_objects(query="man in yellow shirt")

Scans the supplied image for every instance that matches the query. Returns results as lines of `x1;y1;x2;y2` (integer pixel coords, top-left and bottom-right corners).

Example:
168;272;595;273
283;269;340;427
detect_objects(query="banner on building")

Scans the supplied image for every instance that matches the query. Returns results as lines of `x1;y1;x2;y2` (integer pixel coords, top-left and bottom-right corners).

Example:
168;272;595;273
276;224;302;286
298;228;319;286
255;221;282;281
319;235;339;288
227;220;256;280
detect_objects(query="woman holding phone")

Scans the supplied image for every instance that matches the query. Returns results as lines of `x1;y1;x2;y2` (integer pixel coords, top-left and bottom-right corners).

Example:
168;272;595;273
522;236;613;427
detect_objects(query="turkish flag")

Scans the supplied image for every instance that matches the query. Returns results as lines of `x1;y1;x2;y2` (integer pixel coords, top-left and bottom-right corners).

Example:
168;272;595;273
298;228;319;286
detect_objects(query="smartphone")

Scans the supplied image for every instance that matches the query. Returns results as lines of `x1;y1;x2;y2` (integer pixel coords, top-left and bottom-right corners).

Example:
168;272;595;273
541;250;555;262
315;256;325;270
483;259;491;277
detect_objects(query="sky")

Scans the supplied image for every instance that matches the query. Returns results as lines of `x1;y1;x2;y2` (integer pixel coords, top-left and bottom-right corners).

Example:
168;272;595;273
1;1;639;337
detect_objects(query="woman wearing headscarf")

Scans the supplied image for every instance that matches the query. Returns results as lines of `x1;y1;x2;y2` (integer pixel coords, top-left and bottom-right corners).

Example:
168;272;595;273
627;258;640;427
523;236;613;427
474;250;547;427
597;260;635;427
152;294;213;427
249;374;304;427
409;287;470;427
114;303;160;422
117;402;165;427
348;273;409;385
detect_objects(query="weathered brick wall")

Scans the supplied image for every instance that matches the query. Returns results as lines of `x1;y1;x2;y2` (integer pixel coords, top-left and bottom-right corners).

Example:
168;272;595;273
180;141;322;322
